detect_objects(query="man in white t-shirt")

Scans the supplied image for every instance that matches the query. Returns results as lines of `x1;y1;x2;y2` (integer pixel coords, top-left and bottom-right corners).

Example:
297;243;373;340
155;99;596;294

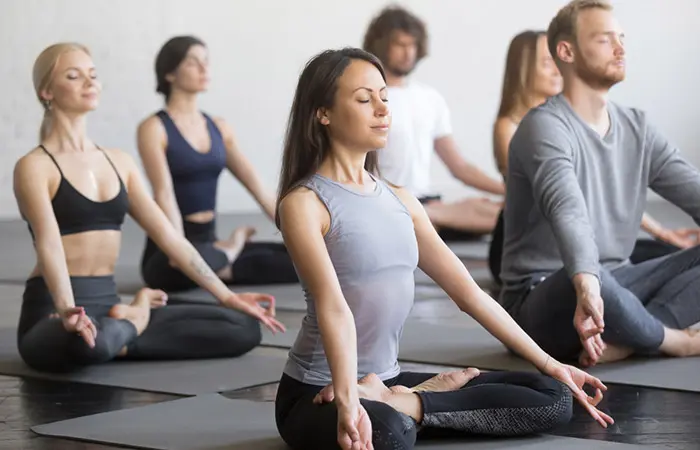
363;5;505;240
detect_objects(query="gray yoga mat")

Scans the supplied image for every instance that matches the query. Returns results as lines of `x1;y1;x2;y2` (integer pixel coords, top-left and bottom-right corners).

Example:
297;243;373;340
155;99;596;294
0;327;286;396
167;284;307;311
399;321;700;393
168;283;448;311
263;320;700;393
30;393;667;450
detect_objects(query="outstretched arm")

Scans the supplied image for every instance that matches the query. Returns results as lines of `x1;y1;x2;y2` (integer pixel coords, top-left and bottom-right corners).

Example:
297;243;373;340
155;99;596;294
215;118;276;221
13;154;96;345
278;187;359;409
121;151;283;332
391;186;612;428
136;116;184;236
434;136;505;196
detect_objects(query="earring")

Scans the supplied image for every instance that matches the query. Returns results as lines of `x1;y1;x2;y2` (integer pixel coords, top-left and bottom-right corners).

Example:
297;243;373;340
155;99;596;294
43;99;52;110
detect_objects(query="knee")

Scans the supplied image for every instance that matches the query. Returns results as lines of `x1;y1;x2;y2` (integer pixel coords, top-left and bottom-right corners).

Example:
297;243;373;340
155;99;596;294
218;309;263;355
361;399;416;450
18;329;118;373
526;377;573;433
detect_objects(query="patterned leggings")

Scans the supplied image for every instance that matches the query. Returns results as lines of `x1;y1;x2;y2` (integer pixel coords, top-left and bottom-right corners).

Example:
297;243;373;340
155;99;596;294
275;371;573;449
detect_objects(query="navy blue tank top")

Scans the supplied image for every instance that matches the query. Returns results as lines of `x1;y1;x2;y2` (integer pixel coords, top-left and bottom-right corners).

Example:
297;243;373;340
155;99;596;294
26;144;129;238
157;110;227;216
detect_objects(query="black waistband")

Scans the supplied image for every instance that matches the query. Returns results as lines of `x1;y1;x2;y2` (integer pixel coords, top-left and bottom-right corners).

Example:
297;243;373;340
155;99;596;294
24;275;120;307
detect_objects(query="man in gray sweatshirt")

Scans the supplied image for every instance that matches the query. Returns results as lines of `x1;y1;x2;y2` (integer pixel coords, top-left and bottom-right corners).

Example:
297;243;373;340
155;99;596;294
499;0;700;367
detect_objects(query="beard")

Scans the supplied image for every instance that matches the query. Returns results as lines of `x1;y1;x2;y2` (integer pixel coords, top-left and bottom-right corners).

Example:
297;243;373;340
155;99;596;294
386;61;416;78
574;56;625;90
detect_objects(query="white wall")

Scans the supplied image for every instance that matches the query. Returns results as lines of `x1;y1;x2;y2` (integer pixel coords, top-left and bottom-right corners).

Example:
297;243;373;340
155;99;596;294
0;0;697;219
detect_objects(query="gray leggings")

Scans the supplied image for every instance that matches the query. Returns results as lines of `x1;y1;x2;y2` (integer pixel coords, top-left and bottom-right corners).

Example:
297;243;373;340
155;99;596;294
508;246;700;360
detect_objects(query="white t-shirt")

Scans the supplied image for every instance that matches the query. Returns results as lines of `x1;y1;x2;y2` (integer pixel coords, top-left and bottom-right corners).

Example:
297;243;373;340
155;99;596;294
377;81;452;198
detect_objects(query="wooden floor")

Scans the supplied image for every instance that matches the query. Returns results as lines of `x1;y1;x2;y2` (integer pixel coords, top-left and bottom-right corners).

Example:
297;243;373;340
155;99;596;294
3;373;700;449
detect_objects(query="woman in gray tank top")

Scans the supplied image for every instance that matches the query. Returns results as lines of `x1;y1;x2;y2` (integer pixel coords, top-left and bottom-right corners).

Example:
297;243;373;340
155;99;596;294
273;47;614;450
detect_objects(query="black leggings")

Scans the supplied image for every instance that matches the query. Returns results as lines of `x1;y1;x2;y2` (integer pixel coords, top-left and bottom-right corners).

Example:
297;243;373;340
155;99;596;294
275;371;572;450
488;210;681;285
17;276;262;373
140;218;298;292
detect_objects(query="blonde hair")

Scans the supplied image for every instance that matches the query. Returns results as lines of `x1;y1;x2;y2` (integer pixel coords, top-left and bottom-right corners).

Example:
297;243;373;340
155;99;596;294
32;42;91;141
497;30;546;119
547;0;613;66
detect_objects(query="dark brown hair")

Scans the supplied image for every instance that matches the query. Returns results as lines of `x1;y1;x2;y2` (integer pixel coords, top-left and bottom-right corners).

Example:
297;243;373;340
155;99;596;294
154;35;206;100
362;5;428;66
275;47;386;228
497;30;547;119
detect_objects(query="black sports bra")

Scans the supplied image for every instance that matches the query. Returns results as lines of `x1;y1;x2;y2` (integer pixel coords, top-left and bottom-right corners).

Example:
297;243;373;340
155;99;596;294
26;145;129;238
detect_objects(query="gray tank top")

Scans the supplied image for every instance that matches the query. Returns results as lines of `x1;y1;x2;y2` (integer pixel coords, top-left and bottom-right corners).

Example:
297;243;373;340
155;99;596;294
283;172;419;385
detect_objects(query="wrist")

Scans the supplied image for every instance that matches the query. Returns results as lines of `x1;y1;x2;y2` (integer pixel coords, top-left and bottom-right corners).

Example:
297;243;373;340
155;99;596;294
573;273;600;297
334;386;359;409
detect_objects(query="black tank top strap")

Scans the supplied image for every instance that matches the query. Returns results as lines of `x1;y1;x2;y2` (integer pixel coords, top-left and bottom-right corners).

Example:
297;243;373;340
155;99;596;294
38;144;64;177
96;145;125;185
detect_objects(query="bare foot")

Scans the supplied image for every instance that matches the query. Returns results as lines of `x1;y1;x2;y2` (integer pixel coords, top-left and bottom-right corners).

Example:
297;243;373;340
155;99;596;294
109;288;157;335
229;225;256;244
410;368;480;393
357;373;393;402
214;226;256;262
579;343;634;367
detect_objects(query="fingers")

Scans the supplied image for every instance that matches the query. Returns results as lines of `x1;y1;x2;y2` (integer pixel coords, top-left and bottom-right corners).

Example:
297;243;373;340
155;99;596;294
585;373;608;392
576;321;604;340
262;316;286;334
76;313;97;348
575;390;608;428
582;339;600;365
591;307;605;330
265;295;276;316
571;384;614;428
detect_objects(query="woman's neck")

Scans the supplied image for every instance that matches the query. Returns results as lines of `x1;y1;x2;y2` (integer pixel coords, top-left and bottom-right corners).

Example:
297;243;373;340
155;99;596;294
318;146;369;185
44;112;91;152
166;90;199;118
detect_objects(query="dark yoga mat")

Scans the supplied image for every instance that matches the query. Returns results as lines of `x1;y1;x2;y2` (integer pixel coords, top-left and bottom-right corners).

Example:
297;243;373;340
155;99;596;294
31;393;667;450
262;320;700;393
0;328;286;396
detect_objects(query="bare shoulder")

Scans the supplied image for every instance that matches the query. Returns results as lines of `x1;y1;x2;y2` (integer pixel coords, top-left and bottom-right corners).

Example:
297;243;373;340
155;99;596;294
494;116;518;137
210;115;235;140
99;147;140;174
279;185;322;217
278;185;329;233
137;114;166;136
14;148;55;182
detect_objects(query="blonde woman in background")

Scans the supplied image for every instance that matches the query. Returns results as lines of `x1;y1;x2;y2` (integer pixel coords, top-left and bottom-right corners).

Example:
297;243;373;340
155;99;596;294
12;43;284;373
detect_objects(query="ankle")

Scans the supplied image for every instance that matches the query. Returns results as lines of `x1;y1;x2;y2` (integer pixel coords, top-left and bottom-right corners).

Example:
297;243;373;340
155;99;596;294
660;328;694;357
385;391;424;423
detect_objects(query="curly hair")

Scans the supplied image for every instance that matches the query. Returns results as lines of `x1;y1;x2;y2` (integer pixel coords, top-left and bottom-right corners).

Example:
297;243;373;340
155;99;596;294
362;5;428;66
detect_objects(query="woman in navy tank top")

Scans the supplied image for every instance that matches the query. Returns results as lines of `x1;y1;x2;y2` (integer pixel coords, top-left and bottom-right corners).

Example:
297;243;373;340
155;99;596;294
12;43;285;374
273;48;614;450
136;36;298;292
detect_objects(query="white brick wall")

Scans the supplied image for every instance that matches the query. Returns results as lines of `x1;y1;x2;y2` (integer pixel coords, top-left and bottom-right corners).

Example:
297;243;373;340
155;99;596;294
1;0;697;219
